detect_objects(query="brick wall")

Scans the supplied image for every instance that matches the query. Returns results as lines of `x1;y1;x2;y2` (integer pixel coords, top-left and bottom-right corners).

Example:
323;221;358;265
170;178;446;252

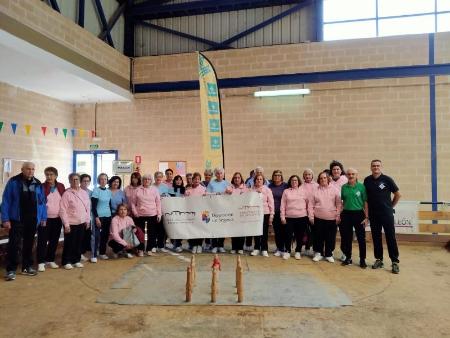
0;82;74;196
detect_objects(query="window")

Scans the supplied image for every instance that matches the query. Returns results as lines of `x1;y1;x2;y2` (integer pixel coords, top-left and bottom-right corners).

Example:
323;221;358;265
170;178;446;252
323;0;450;41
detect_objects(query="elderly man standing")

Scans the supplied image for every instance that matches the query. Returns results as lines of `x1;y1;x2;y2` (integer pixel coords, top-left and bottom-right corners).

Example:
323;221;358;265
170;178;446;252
364;160;401;274
1;162;47;281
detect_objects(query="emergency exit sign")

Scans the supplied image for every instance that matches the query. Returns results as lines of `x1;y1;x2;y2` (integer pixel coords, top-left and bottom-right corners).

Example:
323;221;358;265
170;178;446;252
89;144;99;150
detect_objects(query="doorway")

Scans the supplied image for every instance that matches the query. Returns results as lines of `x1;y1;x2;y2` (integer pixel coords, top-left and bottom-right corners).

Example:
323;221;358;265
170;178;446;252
73;150;118;189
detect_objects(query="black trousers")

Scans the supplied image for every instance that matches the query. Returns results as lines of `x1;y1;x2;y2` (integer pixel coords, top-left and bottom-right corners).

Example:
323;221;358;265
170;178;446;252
254;214;270;251
340;210;366;260
62;224;84;265
231;237;245;251
108;239;144;253
370;213;399;263
6;218;37;272
212;237;225;248
80;227;91;254
37;217;62;264
313;217;337;258
272;212;285;251
245;236;253;247
284;216;308;253
137;215;164;251
99;216;112;255
188;238;203;247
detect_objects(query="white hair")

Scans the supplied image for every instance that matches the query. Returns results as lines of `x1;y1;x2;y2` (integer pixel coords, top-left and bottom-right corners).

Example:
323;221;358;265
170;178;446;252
21;161;35;169
254;166;264;173
214;167;224;175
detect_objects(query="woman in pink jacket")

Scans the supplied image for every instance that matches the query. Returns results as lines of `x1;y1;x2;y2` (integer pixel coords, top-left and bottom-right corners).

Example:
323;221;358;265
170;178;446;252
132;174;162;256
308;171;342;263
300;168;319;257
59;173;91;270
226;172;248;254
108;204;144;258
280;175;309;260
250;173;274;257
185;172;206;253
124;172;141;221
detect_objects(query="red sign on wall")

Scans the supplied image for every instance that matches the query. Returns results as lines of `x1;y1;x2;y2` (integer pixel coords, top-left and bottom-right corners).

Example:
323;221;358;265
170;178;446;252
135;155;141;164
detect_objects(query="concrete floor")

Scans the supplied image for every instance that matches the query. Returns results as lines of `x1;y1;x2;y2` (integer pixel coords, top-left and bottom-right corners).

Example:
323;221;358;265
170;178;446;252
1;242;449;338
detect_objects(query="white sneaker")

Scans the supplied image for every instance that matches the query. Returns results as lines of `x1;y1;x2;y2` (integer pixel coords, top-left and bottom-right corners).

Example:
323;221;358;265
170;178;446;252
211;247;218;253
90;257;97;263
74;262;84;268
340;254;346;262
282;252;290;260
294;252;302;260
218;247;226;253
38;263;45;272
48;262;59;269
196;246;202;254
250;250;260;256
203;244;211;252
312;253;323;262
306;249;315;257
125;253;134;258
261;251;269;257
138;250;144;257
166;242;174;249
175;247;183;253
237;250;244;255
80;254;88;262
146;251;155;256
151;248;157;253
159;248;169;253
230;250;236;254
99;254;109;260
246;246;254;252
64;264;73;270
191;247;197;254
274;250;282;257
325;256;335;263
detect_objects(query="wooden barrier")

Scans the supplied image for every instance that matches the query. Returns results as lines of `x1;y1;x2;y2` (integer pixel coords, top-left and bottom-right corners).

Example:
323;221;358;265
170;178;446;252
418;210;450;234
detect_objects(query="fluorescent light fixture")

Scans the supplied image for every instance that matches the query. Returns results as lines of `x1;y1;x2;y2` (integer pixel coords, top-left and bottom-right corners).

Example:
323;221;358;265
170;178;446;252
254;88;311;97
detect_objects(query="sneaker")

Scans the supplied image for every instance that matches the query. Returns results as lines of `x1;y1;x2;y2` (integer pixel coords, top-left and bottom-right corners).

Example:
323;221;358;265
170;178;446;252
218;247;226;253
175;246;183;253
80;254;88;262
74;262;84;268
341;259;352;266
237;250;244;255
261;251;269;257
274;250;282;257
339;254;347;262
138;250;144;257
211;247;218;253
38;263;46;272
392;262;400;274
294;252;301;260
64;264;73;270
230;250;236;254
203;244;211;252
244;245;253;252
166;242;174;249
372;259;384;269
146;251;155;256
151;247;157;253
192;247;197;254
90;257;97;263
196;246;202;254
306;249;315;257
99;254;109;260
125;253;134;258
21;267;37;276
312;253;323;262
250;250;260;256
159;248;169;253
360;260;367;269
282;252;290;260
325;256;335;263
5;271;16;281
48;262;59;269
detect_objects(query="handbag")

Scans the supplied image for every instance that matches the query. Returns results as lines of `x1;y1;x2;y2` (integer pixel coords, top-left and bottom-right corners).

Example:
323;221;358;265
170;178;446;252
122;227;140;247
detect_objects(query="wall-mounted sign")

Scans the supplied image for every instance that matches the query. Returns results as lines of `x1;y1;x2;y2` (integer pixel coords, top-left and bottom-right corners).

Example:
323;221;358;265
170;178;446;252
113;160;134;174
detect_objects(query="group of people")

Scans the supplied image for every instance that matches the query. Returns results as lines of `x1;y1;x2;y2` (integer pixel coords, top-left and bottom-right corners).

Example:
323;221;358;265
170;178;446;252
1;159;401;281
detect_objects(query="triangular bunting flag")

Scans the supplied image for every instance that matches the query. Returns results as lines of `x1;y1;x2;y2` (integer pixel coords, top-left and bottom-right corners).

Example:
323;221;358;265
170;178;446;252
79;129;85;137
0;121;3;132
24;124;31;135
91;130;96;138
41;126;47;136
62;128;68;138
54;127;59;136
11;123;17;134
71;128;76;137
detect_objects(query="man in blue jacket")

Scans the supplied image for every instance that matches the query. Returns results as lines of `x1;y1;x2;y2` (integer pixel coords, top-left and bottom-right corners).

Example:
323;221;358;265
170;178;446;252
1;162;47;281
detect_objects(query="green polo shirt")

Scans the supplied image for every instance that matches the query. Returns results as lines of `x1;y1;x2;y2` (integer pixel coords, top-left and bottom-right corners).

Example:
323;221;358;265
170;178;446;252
341;182;367;211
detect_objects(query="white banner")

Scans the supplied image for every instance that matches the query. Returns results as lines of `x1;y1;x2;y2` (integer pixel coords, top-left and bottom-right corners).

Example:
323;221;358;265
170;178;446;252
161;192;264;239
393;200;419;233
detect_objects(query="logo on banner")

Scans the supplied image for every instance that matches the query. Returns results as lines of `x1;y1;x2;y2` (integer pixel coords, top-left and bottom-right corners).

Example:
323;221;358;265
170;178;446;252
202;211;210;223
207;83;218;96
210;136;221;150
239;205;262;219
209;119;220;132
208;101;219;114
